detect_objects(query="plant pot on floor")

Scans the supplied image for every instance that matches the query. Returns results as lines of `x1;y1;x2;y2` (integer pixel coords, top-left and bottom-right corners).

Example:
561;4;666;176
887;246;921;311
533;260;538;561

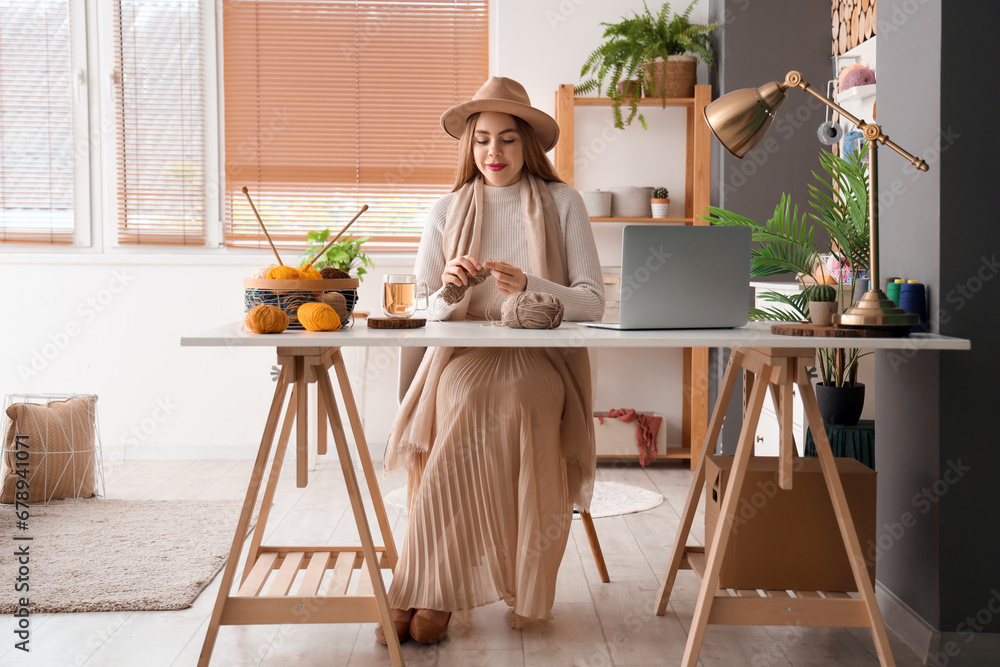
644;55;697;98
815;382;865;426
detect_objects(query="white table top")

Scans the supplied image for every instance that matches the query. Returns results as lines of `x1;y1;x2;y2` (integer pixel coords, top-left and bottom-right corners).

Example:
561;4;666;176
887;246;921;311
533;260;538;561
181;321;970;351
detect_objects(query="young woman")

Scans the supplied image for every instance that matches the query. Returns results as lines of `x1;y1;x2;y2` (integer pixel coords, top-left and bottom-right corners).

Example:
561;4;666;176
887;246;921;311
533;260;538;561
377;77;604;646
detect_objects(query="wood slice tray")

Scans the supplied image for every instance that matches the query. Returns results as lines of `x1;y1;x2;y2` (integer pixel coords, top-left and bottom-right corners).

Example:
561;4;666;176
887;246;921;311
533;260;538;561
367;317;426;329
771;322;909;338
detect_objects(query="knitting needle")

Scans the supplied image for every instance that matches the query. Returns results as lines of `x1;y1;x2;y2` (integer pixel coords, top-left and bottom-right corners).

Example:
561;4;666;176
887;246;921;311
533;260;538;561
241;186;284;267
303;204;369;270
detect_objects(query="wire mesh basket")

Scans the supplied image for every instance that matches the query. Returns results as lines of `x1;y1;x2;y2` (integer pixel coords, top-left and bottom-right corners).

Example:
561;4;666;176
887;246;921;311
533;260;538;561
1;393;105;504
244;278;359;329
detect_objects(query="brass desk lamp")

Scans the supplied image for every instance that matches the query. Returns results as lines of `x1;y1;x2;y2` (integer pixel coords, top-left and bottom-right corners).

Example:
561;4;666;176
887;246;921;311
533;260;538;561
704;71;927;331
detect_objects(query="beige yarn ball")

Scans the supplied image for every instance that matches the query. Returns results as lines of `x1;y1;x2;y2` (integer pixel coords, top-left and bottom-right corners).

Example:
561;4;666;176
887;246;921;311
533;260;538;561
500;292;564;329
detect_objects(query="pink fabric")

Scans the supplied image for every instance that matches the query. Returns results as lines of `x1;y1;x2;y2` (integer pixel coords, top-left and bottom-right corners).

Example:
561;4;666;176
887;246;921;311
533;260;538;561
599;408;662;467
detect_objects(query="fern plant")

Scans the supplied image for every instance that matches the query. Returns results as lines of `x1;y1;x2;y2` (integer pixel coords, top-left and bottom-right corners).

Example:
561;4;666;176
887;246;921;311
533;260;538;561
576;1;717;129
706;147;873;387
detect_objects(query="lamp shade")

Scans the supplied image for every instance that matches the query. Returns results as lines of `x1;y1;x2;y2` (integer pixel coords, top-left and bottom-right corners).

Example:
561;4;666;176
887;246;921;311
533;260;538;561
703;81;787;158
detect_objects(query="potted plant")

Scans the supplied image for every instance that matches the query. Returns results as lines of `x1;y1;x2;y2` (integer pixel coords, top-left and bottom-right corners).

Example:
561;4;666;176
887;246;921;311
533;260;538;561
299;231;373;282
576;1;718;129
651;187;670;218
806;284;837;326
707;146;871;425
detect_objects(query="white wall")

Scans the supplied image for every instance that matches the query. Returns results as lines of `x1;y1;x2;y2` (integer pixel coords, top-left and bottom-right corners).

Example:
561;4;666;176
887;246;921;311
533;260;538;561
1;1;714;458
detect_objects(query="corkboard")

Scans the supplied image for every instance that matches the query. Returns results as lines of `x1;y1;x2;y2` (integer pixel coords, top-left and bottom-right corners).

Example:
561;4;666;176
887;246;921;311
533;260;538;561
771;322;908;338
367;317;426;329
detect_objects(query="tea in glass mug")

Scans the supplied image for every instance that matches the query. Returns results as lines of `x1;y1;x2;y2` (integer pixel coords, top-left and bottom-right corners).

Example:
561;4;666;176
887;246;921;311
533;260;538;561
382;274;428;318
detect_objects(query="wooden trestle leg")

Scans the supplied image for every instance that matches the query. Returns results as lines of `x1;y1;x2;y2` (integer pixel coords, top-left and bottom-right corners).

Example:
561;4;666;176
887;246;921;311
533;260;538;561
655;348;895;667
198;348;404;667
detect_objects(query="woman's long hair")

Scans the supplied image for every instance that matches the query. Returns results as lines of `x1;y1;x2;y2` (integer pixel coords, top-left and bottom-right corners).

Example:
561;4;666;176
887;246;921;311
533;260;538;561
450;112;563;191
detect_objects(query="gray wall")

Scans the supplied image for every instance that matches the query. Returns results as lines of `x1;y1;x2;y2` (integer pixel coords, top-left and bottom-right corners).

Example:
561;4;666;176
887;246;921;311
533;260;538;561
875;0;944;629
879;0;1000;638
708;0;831;454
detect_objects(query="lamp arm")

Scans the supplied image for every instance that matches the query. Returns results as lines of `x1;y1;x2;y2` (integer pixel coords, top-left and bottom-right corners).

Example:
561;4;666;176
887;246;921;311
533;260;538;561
782;71;929;172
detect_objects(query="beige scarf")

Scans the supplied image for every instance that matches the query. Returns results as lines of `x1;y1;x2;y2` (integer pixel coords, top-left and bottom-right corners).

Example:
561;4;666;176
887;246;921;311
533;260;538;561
384;174;596;510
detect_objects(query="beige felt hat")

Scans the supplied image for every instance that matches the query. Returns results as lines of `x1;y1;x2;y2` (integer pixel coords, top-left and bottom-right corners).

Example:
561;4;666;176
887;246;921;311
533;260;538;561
440;77;560;152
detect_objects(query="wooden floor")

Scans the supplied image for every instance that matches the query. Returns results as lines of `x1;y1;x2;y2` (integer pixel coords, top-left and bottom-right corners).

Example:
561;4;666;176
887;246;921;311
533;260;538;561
1;455;924;667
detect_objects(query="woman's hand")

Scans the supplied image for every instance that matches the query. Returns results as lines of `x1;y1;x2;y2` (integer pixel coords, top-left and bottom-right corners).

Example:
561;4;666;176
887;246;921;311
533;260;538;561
442;254;482;287
486;261;527;296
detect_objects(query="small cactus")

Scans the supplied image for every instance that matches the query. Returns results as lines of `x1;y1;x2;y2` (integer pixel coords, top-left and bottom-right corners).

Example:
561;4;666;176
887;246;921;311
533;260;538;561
651;187;669;199
806;284;837;302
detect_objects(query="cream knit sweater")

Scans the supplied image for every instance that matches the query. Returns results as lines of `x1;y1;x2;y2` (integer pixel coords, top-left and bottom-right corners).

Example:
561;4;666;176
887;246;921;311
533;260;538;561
413;180;605;322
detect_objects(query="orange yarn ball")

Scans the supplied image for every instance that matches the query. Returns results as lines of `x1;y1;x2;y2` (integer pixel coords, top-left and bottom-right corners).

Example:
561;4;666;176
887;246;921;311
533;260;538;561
245;304;289;334
297;265;324;280
297;302;341;331
266;265;299;280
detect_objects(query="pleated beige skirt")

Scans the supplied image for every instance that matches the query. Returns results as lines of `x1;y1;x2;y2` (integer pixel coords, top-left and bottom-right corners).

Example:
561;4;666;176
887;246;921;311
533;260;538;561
387;346;572;626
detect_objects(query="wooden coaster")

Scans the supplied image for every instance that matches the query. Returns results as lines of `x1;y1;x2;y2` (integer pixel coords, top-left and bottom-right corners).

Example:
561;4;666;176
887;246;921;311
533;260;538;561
367;317;426;329
771;322;909;338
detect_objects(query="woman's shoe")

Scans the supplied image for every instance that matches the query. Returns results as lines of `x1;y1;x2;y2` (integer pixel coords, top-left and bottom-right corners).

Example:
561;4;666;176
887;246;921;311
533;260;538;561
375;608;414;646
409;609;452;644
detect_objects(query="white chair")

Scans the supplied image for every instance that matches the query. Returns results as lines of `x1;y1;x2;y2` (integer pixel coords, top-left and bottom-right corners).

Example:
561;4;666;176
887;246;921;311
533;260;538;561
397;347;609;582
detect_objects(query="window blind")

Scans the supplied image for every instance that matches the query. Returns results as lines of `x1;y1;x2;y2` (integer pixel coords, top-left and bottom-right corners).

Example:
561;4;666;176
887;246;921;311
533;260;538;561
114;0;205;245
0;0;74;244
223;0;488;252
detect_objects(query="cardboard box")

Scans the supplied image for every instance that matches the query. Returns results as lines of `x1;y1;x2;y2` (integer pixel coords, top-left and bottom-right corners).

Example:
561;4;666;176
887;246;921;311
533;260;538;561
593;411;667;457
705;455;876;592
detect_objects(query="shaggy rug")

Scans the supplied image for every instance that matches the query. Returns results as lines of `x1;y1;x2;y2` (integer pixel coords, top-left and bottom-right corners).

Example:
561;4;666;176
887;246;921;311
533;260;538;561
0;498;256;613
384;480;663;519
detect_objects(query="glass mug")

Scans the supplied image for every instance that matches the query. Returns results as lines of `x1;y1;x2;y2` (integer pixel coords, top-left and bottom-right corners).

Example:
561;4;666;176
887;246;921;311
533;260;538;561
382;274;428;318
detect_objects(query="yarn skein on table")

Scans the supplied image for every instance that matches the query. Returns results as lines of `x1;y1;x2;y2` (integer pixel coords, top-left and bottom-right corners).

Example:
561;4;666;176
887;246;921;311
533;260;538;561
500;292;564;329
245;304;289;334
297;302;342;331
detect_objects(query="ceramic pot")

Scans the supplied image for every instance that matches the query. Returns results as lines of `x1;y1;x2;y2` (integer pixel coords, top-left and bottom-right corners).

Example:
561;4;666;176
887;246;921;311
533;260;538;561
815;382;865;426
809;301;838;326
650;198;670;218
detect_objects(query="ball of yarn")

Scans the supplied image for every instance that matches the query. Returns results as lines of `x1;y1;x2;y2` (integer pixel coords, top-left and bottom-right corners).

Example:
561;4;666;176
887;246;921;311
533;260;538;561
297;265;324;280
320;267;352;279
266;265;300;280
840;67;876;92
500;291;564;329
245;304;289;334
297;302;342;331
251;263;278;279
320;291;349;321
838;63;864;88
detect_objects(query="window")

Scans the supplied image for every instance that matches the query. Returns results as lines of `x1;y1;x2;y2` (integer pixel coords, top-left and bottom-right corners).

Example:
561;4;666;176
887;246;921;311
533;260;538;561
1;0;485;251
0;0;86;244
113;0;206;245
222;0;489;252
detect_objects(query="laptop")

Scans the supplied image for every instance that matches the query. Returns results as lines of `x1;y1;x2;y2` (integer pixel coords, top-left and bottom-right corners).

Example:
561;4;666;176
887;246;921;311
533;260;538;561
579;225;751;330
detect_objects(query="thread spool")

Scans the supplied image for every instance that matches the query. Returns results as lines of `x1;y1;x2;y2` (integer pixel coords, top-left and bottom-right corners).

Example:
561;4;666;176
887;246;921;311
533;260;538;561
886;280;903;305
898;282;927;332
817;121;844;145
500;292;564;329
245;304;289;334
297;302;342;331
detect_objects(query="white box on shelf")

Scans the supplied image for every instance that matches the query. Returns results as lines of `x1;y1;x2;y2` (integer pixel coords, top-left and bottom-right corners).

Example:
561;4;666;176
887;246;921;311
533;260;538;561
593;411;667;457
